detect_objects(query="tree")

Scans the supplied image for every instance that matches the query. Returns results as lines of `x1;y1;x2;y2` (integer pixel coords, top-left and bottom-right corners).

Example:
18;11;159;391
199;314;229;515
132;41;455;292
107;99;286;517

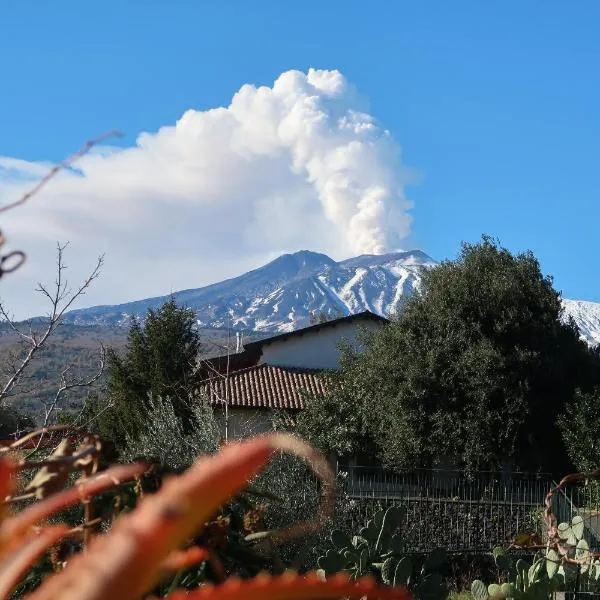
0;130;116;433
559;385;600;472
298;237;599;474
121;395;220;472
0;243;104;431
100;299;203;445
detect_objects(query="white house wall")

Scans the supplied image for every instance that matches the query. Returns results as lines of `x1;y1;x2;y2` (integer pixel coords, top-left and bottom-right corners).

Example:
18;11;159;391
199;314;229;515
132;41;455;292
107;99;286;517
260;320;382;370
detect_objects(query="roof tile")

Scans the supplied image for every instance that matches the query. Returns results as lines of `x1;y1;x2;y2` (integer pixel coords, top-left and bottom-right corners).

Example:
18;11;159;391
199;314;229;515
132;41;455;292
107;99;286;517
201;364;327;410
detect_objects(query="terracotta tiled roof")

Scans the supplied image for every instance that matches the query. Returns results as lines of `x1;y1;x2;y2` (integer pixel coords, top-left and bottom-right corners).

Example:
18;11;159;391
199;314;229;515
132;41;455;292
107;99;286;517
201;364;327;410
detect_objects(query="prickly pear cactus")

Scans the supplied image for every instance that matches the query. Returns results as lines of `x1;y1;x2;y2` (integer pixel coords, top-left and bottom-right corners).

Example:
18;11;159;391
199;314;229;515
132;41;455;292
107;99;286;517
316;506;448;600
471;516;600;600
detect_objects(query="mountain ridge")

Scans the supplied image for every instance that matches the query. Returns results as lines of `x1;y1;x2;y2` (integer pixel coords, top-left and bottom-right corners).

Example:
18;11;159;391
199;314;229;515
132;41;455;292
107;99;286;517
61;249;600;345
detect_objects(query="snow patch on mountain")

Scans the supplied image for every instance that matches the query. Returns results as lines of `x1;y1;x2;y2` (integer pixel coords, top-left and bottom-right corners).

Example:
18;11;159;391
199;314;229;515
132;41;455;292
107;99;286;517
62;249;430;331
562;299;600;346
62;249;600;346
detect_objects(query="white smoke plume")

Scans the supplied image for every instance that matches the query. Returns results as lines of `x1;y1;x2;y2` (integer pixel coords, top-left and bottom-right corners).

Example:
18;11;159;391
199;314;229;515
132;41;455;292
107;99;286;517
0;68;414;318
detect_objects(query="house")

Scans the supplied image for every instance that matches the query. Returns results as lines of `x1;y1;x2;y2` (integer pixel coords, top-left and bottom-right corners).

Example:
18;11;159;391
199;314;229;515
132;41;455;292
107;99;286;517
199;311;388;440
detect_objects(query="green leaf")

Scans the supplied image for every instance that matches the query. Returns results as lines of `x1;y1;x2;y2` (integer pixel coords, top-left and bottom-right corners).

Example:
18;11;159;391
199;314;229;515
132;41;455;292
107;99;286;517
471;580;489;600
557;522;571;540
488;583;503;598
352;535;369;550
576;537;590;558
344;549;359;563
516;559;528;591
546;548;561;579
373;509;385;529
393;556;413;587
389;533;405;554
561;561;580;584
375;506;404;553
381;557;397;585
528;559;542;584
493;547;512;572
516;558;529;575
317;549;347;575
358;547;369;577
572;515;585;541
417;573;446;600
331;529;351;550
362;521;378;544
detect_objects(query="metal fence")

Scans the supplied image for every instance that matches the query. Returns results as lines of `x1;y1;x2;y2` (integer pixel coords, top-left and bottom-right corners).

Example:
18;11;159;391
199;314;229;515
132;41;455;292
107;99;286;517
334;466;554;552
550;480;600;552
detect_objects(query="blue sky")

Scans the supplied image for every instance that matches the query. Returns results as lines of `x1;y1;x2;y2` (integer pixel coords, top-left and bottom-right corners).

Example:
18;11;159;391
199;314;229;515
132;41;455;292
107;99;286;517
1;1;599;315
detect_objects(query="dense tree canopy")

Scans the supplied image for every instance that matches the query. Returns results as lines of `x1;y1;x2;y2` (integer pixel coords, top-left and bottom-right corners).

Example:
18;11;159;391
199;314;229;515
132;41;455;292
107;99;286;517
298;237;600;474
559;385;600;472
99;299;204;445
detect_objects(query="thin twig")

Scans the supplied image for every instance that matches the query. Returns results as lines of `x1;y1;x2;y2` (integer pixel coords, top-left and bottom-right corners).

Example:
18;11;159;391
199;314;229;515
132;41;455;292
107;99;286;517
16;445;98;471
0;425;84;453
544;468;600;564
0;130;121;214
0;246;104;405
41;344;106;430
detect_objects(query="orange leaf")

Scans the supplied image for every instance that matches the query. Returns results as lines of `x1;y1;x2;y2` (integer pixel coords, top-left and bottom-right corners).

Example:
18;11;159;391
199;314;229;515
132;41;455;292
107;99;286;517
167;572;413;600
0;458;14;503
0;458;15;525
0;525;69;599
161;547;210;572
0;463;145;554
26;437;275;599
27;434;334;600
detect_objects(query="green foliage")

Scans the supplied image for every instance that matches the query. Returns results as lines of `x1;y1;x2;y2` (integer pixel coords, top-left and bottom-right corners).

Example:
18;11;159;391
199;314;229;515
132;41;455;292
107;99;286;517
248;452;351;570
472;517;600;600
471;547;555;600
559;386;600;472
121;395;220;472
0;405;35;437
300;237;599;472
317;506;448;600
99;299;204;446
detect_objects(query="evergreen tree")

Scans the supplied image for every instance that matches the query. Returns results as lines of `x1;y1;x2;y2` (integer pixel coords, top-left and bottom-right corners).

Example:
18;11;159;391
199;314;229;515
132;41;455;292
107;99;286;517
101;299;203;445
559;383;600;472
298;237;600;474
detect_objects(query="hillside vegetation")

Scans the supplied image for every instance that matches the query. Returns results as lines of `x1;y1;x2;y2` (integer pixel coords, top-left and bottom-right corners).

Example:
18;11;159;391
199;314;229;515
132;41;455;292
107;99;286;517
0;322;258;423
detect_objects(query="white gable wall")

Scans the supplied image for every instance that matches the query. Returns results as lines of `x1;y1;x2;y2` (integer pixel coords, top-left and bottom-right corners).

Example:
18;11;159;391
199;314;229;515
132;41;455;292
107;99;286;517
260;319;382;370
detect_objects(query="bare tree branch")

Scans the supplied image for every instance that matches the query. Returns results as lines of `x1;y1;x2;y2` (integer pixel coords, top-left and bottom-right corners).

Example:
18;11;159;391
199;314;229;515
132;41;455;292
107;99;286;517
0;130;121;214
40;344;106;430
0;130;118;285
0;245;104;406
0;305;34;344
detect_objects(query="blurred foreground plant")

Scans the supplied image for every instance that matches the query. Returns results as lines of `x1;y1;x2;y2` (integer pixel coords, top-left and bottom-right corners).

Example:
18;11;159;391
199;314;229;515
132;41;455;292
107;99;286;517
0;430;411;600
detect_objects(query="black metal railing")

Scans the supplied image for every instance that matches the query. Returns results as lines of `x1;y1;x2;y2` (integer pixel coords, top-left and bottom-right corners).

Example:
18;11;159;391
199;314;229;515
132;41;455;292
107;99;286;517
332;466;554;552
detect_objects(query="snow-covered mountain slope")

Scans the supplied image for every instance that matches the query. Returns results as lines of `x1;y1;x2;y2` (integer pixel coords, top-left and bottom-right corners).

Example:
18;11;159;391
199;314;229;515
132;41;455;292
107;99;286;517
562;299;600;346
62;250;435;331
62;249;600;345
